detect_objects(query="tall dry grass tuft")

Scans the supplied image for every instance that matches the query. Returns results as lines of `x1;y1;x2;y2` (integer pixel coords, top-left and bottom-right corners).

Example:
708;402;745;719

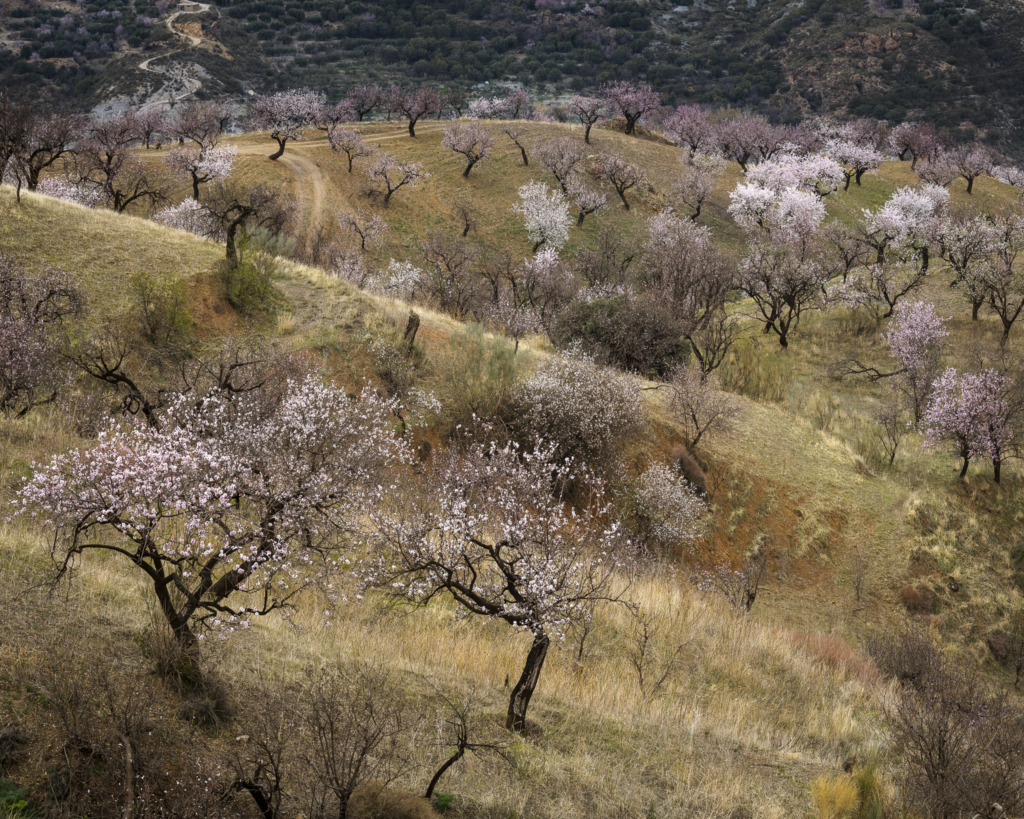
812;774;858;819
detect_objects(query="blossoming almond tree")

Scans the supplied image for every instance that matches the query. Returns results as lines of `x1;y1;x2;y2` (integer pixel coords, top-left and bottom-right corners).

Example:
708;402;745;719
441;122;493;178
513;182;572;253
164;143;237;201
248;90;323;160
924;368;1014;482
366;152;430;206
600;81;660;136
362;439;635;732
18;376;409;646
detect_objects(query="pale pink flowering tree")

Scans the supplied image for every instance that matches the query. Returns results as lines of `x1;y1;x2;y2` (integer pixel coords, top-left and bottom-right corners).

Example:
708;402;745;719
568;95;605;144
515;348;643;462
314;98;355;132
592;151;646;210
535;137;587;195
664;105;715;157
169;100;232;151
248;89;323;160
826;139;883;190
441;121;493;177
924;368;1014;481
935;208;1001;320
915;152;957;188
388;86;441;137
135;108;166;149
487;289;541;352
505;248;578;337
716;115;781;171
18;377;410;646
338;210;388;252
672;152;726;222
565;176;607;226
153;197;225;241
978;212;1024;339
889;122;941;169
639;213;736;373
861;184;948;266
513;181;573;253
75;111;167;212
993;165;1024;191
164;143;236;200
946;143;992;195
366;152;430;206
326;127;375;173
347;83;385;121
35;175;106;208
362;438;635;732
501;122;530;166
600;81;661;136
668;361;741;450
729;183;829;347
0;256;83;416
885;301;949;425
744;153;844;198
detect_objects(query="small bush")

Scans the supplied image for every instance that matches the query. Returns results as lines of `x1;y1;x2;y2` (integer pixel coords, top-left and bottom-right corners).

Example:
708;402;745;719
349;781;435;819
129;271;195;349
672;444;707;496
362;312;425;399
427;323;521;439
898;584;934;615
866;625;944;687
552;294;687;377
514;347;643;464
811;774;857;819
719;338;791;403
219;230;287;315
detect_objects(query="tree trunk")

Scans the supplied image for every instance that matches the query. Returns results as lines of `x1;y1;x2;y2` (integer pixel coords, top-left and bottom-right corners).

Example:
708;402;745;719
462;160;474;178
855;168;866;185
972;299;982;321
519;145;528;166
225;222;241;266
994;455;1002;484
425;746;465;799
408;119;417;138
583;122;592;144
966;176;975;195
844;175;852;192
192;172;201;201
617;189;630;210
269;137;286;161
506;632;549;732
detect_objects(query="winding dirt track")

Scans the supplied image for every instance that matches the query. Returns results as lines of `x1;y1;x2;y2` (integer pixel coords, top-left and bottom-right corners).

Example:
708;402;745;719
233;123;448;233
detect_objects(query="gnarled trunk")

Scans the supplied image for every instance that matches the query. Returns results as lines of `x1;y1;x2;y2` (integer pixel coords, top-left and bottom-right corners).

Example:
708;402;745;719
506;632;550;732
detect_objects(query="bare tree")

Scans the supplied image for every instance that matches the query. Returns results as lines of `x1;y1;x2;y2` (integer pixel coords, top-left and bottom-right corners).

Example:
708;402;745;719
535;137;587;195
568;95;604;144
389;86;441;138
502;122;530;166
302;664;417;819
203;180;293;264
419;231;480;317
592;152;645;210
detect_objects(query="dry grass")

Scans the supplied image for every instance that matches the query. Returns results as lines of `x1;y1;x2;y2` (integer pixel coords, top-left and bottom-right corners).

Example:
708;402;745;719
4;133;1024;815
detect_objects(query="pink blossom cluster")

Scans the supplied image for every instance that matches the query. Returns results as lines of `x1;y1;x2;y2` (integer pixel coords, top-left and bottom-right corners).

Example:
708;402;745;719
17;376;409;640
35;174;106;208
153;198;225;241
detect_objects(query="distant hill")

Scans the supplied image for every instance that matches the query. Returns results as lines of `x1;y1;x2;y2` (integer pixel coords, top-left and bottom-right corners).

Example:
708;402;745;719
2;0;1024;151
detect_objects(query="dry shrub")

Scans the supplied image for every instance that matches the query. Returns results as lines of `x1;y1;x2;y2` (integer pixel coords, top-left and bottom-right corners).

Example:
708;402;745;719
898;584;934;615
811;774;858;819
349;781;435;819
719;338;791;404
514;347;643;464
672;444;707;496
788;632;881;687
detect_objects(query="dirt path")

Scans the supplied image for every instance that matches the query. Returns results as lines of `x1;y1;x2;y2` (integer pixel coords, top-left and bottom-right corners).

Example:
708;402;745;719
135;4;210;112
232;123;448;232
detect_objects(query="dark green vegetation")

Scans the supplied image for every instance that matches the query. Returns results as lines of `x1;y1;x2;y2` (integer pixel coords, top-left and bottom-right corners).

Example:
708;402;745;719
4;0;1024;154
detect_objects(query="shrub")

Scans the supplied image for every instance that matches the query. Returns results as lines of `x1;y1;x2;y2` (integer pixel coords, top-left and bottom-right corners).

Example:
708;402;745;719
427;323;521;439
552;294;686;377
627;462;707;556
129;271;195;350
219;230;286;315
514;347;643;464
811;774;857;819
362;312;425;399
